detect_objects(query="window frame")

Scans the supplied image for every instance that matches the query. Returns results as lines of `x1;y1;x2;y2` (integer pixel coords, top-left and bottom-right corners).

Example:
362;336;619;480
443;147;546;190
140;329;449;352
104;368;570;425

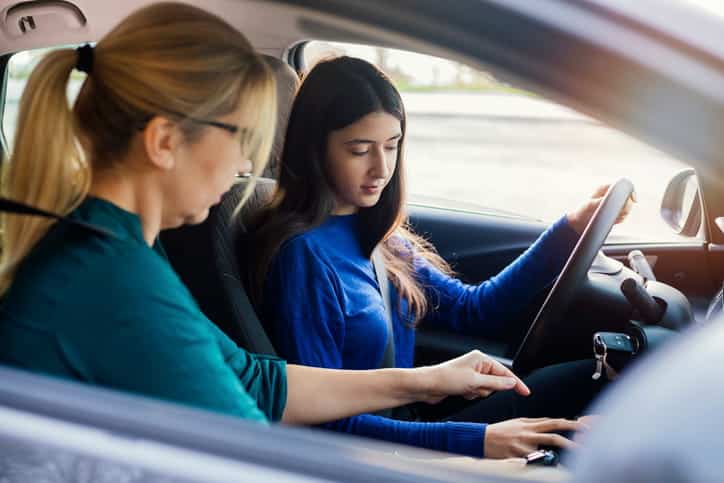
293;40;706;245
0;53;11;156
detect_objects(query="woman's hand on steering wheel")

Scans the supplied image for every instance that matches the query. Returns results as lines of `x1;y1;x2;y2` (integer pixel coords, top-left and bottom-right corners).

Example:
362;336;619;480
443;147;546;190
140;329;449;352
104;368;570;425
567;184;637;235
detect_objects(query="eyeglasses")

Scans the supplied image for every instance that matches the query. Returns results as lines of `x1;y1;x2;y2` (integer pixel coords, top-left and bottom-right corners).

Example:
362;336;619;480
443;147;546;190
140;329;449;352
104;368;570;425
137;111;254;175
138;110;240;135
179;116;239;134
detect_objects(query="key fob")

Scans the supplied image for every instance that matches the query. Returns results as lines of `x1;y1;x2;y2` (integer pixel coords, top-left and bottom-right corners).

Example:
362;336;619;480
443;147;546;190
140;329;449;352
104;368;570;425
526;449;559;466
592;332;637;376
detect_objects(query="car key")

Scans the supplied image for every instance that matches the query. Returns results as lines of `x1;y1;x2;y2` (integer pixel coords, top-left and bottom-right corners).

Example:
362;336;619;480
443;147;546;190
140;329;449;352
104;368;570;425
592;354;604;381
592;332;608;380
526;449;559;466
592;332;636;379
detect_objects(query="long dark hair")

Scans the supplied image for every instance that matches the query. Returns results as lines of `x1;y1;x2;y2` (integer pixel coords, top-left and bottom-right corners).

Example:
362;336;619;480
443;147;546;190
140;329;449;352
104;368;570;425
249;56;450;323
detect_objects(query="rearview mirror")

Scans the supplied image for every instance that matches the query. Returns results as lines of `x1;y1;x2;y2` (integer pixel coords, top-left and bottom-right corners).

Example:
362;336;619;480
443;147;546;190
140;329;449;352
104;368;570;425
661;168;701;237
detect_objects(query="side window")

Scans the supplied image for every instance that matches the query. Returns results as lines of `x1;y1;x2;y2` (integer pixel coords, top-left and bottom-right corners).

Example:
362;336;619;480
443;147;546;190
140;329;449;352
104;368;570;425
302;42;697;243
2;47;85;151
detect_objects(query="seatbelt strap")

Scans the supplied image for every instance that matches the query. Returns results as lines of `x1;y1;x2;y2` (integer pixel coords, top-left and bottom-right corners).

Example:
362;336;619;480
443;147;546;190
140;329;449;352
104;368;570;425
0;197;118;239
371;248;396;369
372;248;420;421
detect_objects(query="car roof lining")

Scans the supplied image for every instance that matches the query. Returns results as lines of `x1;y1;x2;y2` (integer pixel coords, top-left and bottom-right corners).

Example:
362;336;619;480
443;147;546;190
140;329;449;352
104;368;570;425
1;0;722;116
2;0;722;116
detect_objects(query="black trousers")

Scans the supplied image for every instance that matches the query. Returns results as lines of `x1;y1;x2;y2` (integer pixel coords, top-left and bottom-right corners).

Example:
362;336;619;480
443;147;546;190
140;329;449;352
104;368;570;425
406;359;608;424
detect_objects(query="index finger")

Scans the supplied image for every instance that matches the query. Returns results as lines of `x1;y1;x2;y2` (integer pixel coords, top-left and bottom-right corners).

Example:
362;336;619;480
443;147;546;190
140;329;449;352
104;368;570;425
530;433;577;450
482;358;530;396
533;418;585;433
472;373;525;394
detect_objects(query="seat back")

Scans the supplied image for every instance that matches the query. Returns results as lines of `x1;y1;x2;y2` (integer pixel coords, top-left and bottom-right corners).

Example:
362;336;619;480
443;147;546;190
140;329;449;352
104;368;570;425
161;178;276;353
262;54;299;178
160;55;298;353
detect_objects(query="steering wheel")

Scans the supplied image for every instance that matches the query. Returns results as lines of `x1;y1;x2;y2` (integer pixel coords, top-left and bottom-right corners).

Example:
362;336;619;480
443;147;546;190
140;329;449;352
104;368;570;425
513;178;635;375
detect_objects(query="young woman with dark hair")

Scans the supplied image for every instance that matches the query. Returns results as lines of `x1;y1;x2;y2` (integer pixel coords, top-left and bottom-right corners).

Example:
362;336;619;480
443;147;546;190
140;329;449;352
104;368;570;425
249;56;632;458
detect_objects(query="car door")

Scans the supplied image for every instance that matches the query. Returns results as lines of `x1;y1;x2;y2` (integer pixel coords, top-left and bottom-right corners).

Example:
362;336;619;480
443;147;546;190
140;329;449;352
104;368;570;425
408;205;558;363
0;365;516;483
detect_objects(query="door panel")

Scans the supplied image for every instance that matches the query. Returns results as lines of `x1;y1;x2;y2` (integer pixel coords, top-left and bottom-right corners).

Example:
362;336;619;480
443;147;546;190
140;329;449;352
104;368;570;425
408;204;549;364
408;204;549;284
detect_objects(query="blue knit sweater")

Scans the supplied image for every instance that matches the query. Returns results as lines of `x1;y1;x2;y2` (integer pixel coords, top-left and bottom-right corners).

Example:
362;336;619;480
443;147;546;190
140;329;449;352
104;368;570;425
264;214;579;457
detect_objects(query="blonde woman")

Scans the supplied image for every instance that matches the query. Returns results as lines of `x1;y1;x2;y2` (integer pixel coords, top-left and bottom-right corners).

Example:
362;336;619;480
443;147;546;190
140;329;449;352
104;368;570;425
0;3;528;427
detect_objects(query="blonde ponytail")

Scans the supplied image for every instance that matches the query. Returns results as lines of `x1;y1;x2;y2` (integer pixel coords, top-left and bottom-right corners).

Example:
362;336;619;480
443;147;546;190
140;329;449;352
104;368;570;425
0;2;277;295
1;49;91;294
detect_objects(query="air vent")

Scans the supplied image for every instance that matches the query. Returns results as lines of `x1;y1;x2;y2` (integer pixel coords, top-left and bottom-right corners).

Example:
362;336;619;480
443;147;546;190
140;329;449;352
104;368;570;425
3;1;86;38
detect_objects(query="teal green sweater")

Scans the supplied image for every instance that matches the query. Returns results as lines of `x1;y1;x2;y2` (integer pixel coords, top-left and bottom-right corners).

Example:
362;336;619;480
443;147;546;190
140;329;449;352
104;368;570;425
0;197;287;422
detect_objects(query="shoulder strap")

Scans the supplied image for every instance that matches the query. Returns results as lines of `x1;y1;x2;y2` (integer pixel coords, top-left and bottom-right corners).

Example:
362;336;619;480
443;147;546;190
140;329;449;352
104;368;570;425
0;197;118;239
371;248;396;369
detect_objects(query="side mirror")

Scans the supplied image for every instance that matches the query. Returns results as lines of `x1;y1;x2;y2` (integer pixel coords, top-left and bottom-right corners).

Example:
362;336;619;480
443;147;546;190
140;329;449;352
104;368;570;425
661;168;701;237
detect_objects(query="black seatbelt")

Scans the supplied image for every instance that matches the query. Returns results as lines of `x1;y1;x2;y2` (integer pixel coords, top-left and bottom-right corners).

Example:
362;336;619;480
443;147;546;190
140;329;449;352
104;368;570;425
371;248;395;369
0;197;118;239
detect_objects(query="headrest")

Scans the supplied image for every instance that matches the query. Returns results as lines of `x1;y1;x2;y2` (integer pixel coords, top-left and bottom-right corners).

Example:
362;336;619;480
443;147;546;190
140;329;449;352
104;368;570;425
235;177;277;231
160;177;278;355
261;55;299;179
